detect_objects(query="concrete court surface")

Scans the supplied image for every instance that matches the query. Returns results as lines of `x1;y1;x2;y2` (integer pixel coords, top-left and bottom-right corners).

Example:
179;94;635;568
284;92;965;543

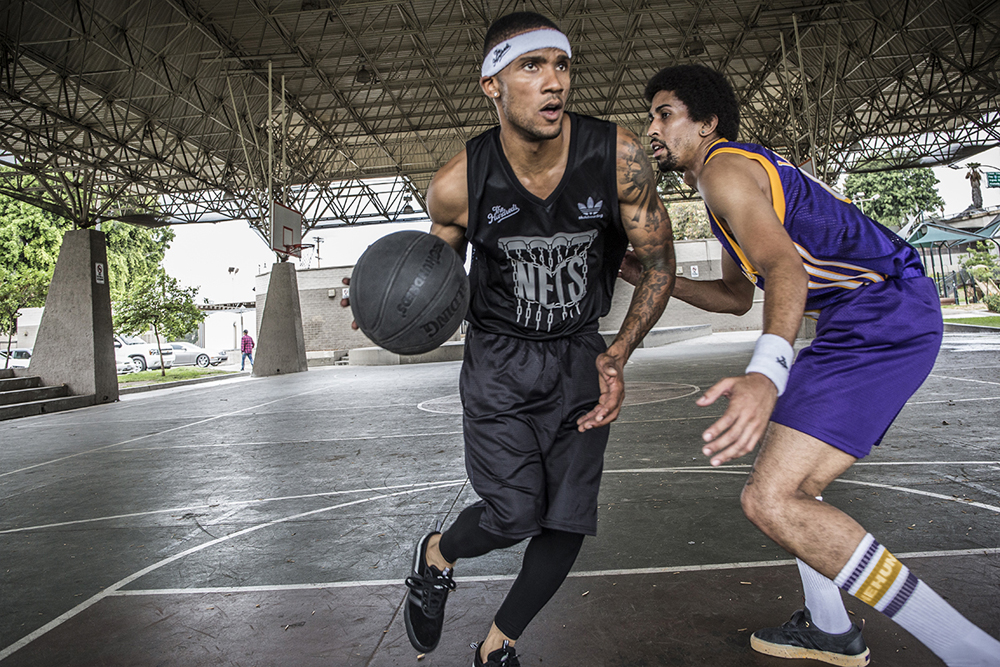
1;330;998;667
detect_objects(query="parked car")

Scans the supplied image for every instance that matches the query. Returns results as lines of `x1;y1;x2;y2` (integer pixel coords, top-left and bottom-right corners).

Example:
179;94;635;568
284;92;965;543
169;342;228;368
114;346;137;374
1;348;31;369
113;334;174;372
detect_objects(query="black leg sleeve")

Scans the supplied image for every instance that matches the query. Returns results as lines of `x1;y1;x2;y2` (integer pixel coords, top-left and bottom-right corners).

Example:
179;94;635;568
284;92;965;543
493;528;585;640
438;504;521;563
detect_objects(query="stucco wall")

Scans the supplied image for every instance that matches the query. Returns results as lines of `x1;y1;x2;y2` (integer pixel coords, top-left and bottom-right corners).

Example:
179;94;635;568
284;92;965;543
257;238;764;355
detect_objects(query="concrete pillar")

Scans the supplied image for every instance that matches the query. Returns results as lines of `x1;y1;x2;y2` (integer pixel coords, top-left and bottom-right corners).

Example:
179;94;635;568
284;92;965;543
30;229;118;402
253;262;308;377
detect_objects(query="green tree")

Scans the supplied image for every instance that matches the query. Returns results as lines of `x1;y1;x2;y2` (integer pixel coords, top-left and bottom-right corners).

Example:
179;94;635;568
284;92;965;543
667;201;713;240
0;191;177;309
961;241;1000;311
102;221;175;301
0;267;47;364
0;196;68;305
113;270;204;376
843;168;945;228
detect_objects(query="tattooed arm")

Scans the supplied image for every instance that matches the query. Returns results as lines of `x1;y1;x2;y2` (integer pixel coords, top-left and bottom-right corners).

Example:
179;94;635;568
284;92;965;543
578;127;676;431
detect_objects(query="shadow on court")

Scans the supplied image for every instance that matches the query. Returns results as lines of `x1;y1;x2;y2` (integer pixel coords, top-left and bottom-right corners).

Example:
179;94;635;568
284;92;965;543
1;331;998;666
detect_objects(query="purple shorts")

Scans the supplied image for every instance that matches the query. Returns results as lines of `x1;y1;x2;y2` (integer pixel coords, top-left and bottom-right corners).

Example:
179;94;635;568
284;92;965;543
770;277;943;459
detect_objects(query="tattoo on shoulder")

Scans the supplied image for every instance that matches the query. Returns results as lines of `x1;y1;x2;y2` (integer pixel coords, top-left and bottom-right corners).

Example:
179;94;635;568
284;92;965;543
618;135;667;234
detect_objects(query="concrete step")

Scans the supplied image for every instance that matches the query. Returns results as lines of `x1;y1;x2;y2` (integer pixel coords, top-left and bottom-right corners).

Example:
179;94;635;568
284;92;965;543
0;368;14;379
0;376;41;392
0;394;97;421
0;385;69;407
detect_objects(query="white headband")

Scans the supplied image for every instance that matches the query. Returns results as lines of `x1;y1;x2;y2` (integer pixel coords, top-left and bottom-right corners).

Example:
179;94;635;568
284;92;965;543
481;29;572;78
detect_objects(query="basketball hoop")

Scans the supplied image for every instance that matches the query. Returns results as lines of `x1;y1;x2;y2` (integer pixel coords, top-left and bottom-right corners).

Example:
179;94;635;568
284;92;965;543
278;242;315;260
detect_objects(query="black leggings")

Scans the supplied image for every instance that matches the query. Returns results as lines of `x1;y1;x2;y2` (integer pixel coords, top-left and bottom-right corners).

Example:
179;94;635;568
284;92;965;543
438;505;585;640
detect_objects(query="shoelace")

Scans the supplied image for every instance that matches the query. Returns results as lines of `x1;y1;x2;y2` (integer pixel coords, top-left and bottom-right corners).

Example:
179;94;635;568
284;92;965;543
470;640;519;666
405;567;455;616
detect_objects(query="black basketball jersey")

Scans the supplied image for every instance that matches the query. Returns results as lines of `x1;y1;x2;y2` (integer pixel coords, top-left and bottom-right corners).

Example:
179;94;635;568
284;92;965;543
464;113;627;340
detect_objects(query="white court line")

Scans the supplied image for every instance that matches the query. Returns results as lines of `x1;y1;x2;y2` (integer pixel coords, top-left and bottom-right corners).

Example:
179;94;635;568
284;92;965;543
114;430;464;453
907;396;1000;405
833;478;1000;514
18;402;425;428
7;462;998;535
110;546;1000;596
0;479;468;535
605;461;1000;473
0;482;466;662
929;373;1000;387
0;383;340;479
5;466;1000;659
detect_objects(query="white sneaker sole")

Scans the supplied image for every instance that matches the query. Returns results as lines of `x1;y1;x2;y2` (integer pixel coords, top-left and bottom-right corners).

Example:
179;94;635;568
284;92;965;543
750;635;871;666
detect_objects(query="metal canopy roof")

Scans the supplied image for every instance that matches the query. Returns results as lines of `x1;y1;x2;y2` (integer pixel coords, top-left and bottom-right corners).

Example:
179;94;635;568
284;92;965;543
0;0;998;239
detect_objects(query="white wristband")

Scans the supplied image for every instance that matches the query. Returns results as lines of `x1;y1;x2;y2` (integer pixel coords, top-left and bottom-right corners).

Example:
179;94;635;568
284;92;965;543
745;333;794;396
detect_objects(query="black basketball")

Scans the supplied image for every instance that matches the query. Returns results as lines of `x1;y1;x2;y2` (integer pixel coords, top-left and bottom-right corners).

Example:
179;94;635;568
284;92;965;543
350;231;469;355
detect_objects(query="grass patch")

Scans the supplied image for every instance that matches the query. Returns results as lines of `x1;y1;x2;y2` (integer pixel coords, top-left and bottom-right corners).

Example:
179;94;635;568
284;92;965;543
943;316;1000;328
119;367;236;385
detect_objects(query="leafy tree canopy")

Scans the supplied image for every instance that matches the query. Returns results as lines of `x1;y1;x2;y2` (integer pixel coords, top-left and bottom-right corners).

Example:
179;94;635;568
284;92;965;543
113;270;204;375
843;168;945;228
668;201;713;240
103;221;175;301
0;196;68;306
0;191;176;306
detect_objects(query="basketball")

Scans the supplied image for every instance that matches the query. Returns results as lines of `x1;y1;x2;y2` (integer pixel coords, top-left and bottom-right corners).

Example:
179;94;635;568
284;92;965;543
350;231;469;355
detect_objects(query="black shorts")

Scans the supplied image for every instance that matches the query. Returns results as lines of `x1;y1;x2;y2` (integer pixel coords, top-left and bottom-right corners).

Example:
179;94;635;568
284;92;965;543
459;327;611;539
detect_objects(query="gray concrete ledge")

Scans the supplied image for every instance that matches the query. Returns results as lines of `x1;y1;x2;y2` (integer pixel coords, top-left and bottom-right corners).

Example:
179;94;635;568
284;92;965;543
349;325;713;366
0;393;96;421
349;340;465;366
306;350;348;367
601;324;712;348
942;322;1000;333
118;372;246;395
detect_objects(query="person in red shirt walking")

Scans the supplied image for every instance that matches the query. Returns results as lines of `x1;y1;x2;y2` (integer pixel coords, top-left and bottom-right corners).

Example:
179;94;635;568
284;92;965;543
240;330;254;371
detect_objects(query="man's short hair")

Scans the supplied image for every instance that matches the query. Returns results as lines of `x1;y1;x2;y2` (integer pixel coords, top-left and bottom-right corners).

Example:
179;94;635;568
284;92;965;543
243;329;248;334
644;65;740;141
483;12;560;60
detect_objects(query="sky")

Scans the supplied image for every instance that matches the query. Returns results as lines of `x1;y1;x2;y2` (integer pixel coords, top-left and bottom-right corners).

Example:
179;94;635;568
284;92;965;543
162;146;1000;305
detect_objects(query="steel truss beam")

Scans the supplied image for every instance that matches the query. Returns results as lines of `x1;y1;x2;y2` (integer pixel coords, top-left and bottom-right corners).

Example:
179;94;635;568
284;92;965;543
0;0;996;225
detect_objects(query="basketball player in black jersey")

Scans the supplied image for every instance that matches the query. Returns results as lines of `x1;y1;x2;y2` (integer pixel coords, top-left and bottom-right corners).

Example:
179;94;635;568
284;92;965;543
344;12;674;666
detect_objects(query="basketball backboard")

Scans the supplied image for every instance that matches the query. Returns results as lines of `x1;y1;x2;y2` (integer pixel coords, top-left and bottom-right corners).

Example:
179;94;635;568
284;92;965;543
270;201;304;257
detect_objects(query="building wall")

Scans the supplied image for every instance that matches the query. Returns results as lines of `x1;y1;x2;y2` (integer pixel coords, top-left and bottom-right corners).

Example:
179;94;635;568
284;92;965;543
256;265;382;354
599;238;764;333
2;307;43;350
256;238;764;355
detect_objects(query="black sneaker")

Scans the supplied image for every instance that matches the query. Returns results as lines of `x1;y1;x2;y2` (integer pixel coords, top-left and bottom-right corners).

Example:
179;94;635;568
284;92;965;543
750;608;870;666
472;639;520;667
403;531;455;652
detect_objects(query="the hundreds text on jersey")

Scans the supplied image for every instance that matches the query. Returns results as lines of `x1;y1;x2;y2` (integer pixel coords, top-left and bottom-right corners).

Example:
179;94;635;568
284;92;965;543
498;231;598;332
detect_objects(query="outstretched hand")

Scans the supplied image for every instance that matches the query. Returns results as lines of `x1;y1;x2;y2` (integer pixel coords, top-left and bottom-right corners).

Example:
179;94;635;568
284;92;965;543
339;277;359;330
697;373;777;466
577;352;626;431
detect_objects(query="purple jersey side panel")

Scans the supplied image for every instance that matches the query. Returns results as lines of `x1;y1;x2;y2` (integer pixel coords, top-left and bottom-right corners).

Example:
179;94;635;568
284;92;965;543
704;141;926;313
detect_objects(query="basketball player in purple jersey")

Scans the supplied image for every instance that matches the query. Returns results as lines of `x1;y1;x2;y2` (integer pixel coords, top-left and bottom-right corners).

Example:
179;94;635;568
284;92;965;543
621;64;1000;666
346;13;675;667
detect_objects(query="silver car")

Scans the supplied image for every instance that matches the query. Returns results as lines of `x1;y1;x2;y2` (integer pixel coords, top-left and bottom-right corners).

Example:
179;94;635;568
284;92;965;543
169;342;227;368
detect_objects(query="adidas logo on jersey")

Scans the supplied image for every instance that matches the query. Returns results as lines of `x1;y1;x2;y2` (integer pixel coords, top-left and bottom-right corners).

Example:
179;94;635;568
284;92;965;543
577;197;603;220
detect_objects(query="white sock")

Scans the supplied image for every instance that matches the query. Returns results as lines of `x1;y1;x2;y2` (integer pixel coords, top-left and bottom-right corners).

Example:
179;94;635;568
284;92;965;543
797;558;852;634
837;534;1000;666
893;582;1000;667
796;496;852;634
